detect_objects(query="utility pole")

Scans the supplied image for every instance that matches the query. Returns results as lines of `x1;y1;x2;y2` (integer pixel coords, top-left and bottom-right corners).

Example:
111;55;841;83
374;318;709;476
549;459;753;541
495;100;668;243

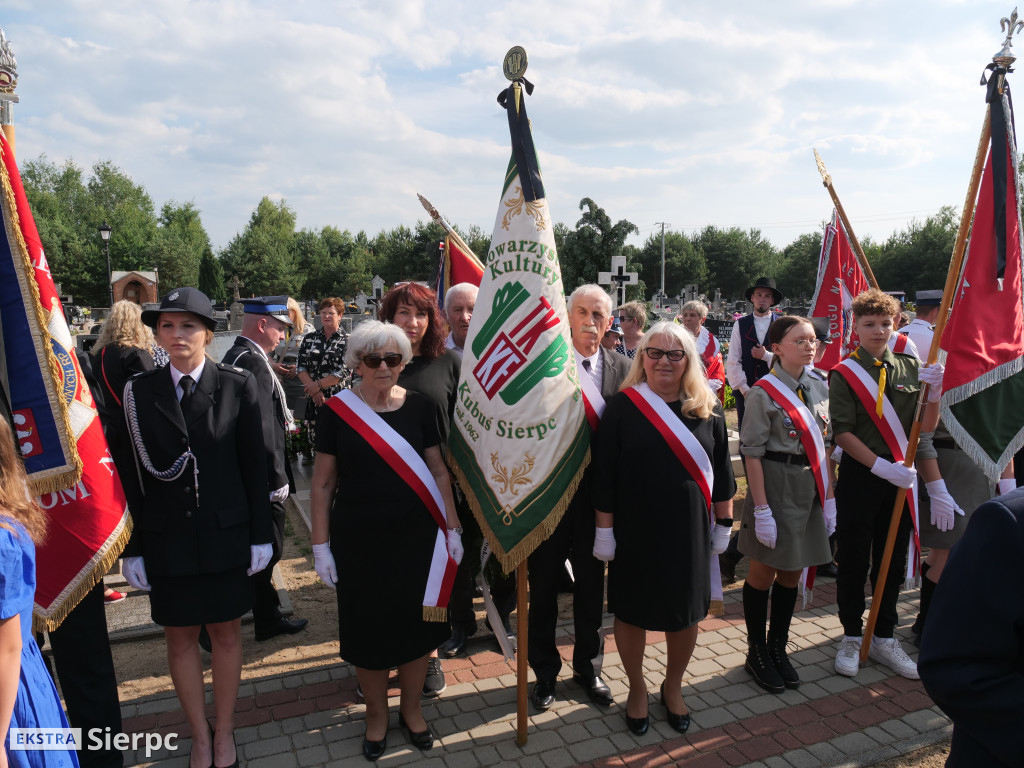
654;222;670;298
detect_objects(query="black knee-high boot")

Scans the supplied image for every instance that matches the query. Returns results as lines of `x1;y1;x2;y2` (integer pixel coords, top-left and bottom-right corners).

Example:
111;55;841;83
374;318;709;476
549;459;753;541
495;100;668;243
767;583;800;689
911;561;934;641
743;582;784;693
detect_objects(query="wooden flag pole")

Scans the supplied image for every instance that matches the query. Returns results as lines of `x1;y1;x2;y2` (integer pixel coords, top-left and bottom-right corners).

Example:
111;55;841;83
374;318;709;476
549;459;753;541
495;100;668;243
814;149;880;290
417;193;486;268
858;107;993;662
516;563;529;745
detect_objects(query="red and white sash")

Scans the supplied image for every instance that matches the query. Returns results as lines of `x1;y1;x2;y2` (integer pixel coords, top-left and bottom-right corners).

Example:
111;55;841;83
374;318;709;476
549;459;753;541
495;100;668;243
623;383;714;521
696;326;720;363
623;382;722;612
890;333;910;355
752;373;830;505
834;358;920;584
327;389;456;618
578;358;606;432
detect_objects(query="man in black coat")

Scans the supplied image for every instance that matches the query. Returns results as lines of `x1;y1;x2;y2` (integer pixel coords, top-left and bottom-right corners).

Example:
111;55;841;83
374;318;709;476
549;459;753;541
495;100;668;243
220;296;309;641
527;284;631;711
919;487;1024;767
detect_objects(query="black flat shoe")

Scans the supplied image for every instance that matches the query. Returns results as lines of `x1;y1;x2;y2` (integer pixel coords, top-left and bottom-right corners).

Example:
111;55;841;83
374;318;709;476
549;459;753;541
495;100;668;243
531;678;556;711
574;674;613;706
211;725;238;768
254;615;309;641
625;714;649;735
398;714;435;750
361;736;386;762
660;683;691;734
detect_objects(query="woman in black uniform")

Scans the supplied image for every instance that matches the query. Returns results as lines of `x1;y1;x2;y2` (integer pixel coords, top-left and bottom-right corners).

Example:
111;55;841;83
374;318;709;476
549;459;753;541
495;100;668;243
120;288;273;768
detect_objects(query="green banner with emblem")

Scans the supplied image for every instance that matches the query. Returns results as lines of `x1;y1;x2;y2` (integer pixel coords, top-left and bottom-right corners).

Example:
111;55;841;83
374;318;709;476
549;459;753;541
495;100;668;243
449;75;588;572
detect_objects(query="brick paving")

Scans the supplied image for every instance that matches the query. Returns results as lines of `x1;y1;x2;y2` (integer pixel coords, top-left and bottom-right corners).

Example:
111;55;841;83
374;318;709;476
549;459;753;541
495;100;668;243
119;580;951;767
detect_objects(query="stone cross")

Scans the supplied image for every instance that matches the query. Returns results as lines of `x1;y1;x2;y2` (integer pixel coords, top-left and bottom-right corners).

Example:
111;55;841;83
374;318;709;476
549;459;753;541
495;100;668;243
597;254;638;309
230;274;245;302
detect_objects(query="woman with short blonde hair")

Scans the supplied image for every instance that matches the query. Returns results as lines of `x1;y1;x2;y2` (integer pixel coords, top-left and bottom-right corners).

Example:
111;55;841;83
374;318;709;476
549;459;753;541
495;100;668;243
615;301;647;359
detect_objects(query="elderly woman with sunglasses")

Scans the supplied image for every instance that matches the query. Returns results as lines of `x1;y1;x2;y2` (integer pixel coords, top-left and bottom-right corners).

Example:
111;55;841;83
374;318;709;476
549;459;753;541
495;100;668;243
309;321;463;762
591;321;736;736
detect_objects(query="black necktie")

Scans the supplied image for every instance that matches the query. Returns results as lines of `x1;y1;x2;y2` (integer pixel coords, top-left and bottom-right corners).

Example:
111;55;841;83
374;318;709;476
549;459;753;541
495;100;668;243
582;359;591;374
180;375;195;418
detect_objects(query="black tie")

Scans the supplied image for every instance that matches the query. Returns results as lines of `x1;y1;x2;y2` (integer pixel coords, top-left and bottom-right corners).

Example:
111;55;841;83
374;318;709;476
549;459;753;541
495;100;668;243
180;375;195;418
582;359;592;374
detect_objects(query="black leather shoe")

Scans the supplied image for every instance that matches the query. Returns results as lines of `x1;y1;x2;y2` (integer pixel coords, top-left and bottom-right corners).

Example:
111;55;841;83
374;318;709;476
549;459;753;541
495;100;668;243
440;627;468;658
817;561;838;579
198;625;212;653
361;736;386;762
575;674;613;706
254;616;309;641
660;683;691;733
398;714;435;750
625;714;649;735
531;678;556;710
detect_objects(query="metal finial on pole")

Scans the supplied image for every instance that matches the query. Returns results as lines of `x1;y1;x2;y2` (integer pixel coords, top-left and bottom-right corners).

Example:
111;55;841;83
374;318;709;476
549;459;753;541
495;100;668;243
812;148;879;289
995;8;1024;67
0;27;19;155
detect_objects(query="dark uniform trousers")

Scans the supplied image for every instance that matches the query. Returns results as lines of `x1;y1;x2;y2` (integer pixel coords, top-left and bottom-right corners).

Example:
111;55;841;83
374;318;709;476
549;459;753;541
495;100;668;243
253;500;287;626
835;454;913;638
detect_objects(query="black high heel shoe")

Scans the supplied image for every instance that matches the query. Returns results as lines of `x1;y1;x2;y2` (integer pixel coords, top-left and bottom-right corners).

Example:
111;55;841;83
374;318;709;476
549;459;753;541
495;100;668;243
625;713;650;735
361;735;387;762
660;682;691;734
398;713;435;750
211;722;239;768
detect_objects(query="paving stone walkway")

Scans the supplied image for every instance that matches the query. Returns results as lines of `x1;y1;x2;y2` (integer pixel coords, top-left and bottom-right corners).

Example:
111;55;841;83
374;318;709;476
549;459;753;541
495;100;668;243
119;579;950;767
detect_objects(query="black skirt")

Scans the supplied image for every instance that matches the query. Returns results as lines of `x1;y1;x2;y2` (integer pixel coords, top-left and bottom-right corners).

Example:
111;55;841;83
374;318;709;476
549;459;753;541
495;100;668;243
149;565;253;627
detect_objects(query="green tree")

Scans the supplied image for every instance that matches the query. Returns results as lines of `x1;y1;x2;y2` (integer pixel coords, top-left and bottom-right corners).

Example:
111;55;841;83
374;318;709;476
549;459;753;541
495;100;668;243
197;247;226;304
151;200;211;290
697;226;779;301
636;230;708;300
559;198;639;292
873;207;958;299
87;160;159;274
777;231;823;304
220;197;299;296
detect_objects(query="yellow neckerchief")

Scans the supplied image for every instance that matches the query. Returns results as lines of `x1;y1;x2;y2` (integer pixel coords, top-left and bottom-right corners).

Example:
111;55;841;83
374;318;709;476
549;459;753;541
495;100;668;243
850;348;886;418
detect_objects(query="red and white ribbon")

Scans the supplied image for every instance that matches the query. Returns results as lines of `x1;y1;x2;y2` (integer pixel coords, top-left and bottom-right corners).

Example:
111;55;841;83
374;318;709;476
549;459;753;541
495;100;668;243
327;389;456;616
577;359;606;432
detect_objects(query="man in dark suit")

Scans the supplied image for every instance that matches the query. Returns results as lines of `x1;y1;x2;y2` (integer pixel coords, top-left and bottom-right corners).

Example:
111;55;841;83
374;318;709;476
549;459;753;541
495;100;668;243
221;297;309;641
919;487;1024;767
528;284;631;711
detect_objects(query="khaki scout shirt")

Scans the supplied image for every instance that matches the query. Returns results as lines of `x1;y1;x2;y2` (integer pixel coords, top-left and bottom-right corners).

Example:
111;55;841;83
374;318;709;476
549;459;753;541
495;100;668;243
740;366;831;458
829;345;933;461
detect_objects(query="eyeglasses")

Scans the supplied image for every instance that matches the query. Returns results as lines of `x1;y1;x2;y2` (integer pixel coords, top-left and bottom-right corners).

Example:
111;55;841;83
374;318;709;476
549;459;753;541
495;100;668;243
643;347;686;361
786;339;820;349
361;353;403;369
617;316;633;322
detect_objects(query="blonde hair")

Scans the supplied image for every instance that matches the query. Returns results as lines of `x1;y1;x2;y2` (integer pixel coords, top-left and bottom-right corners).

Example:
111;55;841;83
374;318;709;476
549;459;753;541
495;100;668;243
620;321;719;419
0;418;46;544
93;301;155;354
287;297;306;333
618;301;648;328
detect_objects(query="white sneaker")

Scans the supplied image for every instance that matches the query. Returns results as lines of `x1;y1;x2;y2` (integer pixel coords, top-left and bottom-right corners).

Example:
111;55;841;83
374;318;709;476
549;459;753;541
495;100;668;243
869;636;919;679
834;636;861;677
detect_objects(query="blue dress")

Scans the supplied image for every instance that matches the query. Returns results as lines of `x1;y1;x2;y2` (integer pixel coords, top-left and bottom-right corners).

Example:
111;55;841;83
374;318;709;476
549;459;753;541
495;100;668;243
1;522;78;768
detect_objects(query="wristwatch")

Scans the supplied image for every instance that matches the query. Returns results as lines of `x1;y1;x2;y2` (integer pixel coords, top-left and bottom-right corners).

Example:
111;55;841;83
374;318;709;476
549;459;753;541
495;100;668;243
447;526;464;534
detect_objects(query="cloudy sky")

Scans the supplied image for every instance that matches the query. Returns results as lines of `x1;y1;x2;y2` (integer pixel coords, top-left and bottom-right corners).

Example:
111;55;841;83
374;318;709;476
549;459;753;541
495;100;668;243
1;1;1017;260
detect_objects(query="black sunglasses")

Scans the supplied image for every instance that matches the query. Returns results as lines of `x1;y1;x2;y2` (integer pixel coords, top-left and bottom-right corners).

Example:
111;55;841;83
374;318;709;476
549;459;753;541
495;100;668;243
644;347;686;362
361;353;403;369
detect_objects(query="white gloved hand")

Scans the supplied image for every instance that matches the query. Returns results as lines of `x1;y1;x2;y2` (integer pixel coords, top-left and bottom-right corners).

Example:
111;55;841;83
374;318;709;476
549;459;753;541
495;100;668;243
593;526;616;561
824;497;837;537
753;506;777;549
312;542;338;588
710;523;731;555
269;485;290;503
247;542;273;575
122;556;151;591
446;529;464;565
919;363;944;401
871;457;917;489
831;445;844;462
926;479;963;532
998;478;1016;496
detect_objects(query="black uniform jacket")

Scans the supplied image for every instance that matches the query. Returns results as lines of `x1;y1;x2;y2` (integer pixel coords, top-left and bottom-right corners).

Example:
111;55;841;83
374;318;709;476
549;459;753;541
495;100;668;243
121;361;273;578
221;336;289;493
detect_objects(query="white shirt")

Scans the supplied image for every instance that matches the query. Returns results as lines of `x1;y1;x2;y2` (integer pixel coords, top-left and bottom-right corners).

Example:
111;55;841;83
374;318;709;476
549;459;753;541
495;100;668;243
573;347;603;392
901;319;933;360
445;332;463;359
169;359;207;402
726;313;775;393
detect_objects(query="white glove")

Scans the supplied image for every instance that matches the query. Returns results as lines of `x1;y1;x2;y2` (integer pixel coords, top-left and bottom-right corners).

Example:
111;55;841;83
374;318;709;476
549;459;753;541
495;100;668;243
269;485;289;503
312;542;338;588
247;542;273;575
446;529;464;565
919;363;944;401
926;479;963;532
122;556;151;591
753;506;777;549
593;526;616;561
710;523;731;555
998;478;1017;496
870;457;917;489
824;497;837;537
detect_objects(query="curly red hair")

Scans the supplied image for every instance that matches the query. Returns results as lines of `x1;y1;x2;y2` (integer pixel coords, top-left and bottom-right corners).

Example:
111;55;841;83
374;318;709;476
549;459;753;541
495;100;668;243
377;283;447;359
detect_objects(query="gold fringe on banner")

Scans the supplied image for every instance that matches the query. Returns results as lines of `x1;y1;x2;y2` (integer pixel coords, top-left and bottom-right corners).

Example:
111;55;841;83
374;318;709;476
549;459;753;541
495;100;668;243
708;600;724;617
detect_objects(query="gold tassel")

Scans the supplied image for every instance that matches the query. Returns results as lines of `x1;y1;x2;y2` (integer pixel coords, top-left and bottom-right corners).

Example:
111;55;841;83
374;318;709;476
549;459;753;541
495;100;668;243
708;599;724;617
422;605;448;623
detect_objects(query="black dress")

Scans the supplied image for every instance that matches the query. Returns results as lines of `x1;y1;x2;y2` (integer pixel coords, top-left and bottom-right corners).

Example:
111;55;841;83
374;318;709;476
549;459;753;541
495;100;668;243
316;391;451;669
397;351;461;443
591;393;736;632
